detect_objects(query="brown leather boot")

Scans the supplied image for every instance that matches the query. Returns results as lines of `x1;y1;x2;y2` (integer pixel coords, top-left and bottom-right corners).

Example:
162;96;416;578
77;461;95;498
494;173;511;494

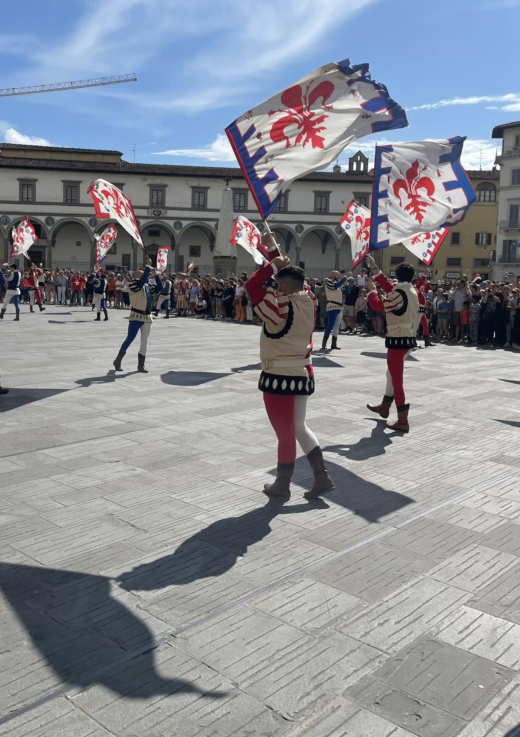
367;395;393;419
264;462;294;500
387;404;410;433
304;447;334;500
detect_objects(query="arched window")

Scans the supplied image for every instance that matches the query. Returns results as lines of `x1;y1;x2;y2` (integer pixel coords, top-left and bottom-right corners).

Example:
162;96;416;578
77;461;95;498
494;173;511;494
476;182;496;202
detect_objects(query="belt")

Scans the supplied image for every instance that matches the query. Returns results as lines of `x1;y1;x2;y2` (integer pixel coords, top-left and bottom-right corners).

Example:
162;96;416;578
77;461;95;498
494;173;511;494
131;307;152;315
262;358;312;370
328;301;343;308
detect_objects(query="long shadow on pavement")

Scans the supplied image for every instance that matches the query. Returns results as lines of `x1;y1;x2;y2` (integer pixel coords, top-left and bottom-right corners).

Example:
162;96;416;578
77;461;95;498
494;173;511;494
495;419;520;429
324;419;397;462
75;370;139;387
504;727;520;737
118;500;318;591
161;371;230;386
0;388;69;412
0;562;217;707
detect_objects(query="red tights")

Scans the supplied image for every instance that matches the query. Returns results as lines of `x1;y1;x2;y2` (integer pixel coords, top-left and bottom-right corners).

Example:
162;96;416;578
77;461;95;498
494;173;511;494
421;314;429;336
386;348;408;407
264;394;297;463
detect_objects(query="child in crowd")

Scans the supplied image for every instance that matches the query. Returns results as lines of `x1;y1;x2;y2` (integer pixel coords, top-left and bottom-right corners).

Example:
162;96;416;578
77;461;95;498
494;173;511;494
469;294;482;344
436;293;451;340
460;300;470;343
354;288;368;333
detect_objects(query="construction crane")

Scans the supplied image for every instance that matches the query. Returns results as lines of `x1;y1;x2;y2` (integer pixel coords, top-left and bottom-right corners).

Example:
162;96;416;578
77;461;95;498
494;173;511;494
0;74;137;98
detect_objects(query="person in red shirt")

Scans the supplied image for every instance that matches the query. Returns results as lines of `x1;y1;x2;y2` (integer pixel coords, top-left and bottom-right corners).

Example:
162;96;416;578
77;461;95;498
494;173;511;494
70;272;86;306
107;274;117;307
28;263;45;313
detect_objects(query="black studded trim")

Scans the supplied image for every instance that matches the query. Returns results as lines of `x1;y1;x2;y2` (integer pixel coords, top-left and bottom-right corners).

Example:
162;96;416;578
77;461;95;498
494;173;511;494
385;336;417;349
392;288;409;317
419;306;426;314
258;372;315;396
263;301;294;340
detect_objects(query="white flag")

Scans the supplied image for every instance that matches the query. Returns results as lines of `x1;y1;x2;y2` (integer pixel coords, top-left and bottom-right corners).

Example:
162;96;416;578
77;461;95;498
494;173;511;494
156;246;170;273
11;217;38;259
88;179;144;249
230;216;266;265
94;224;118;265
370;137;476;251
226;59;407;220
339;201;371;269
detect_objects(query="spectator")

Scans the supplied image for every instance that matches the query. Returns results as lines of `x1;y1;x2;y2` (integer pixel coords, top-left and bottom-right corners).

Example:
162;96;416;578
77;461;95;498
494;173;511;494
469;294;481;344
437;293;451;340
355;288;368;333
357;268;367;287
56;271;68;305
115;274;124;308
107;274;117;307
234;279;247;322
214;280;224;319
460;300;470;343
223;280;235;321
451;279;471;342
343;277;360;333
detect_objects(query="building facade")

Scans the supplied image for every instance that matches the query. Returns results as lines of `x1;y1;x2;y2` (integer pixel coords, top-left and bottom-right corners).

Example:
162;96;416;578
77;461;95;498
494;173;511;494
378;169;499;282
493;120;520;280
0;143;373;278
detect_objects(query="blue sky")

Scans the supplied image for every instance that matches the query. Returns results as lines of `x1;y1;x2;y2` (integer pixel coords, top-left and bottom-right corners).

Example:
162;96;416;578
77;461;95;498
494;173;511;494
0;0;519;171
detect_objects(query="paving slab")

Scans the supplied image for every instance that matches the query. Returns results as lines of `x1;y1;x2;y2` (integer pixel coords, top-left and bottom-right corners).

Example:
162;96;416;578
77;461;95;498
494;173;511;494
2;310;520;735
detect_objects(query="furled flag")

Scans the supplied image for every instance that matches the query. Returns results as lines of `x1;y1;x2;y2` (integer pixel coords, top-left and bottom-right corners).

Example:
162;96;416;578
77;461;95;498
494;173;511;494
401;228;449;266
88;179;144;249
11;216;38;259
230;216;267;265
94;224;118;265
156;246;170;273
339;201;371;269
370;137;476;251
226;59;408;220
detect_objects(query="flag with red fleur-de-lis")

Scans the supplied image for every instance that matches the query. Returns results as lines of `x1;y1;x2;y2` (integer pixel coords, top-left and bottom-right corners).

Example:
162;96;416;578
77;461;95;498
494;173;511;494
401;228;449;266
370;138;475;252
226;59;407;221
339;201;371;269
88;179;144;249
10;216;38;260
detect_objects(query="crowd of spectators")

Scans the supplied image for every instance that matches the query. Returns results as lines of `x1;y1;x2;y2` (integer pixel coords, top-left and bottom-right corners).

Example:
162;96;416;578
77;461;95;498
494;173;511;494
1;265;519;349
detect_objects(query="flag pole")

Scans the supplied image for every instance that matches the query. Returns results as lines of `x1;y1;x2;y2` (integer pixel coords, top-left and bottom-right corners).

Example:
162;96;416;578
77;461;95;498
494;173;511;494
262;219;283;258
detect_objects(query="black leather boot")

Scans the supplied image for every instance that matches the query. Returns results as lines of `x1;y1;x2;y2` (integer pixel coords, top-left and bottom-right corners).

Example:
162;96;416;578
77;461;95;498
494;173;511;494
0;310;5;320
30;305;34;313
103;309;109;321
39;304;45;312
95;313;101;321
0;386;9;395
264;462;294;500
14;311;20;321
331;337;341;350
113;350;125;371
304;447;335;499
137;353;148;373
322;334;329;350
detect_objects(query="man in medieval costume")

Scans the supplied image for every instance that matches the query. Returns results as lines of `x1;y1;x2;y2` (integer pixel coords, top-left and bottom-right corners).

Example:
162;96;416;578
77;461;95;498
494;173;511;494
0;264;21;321
365;254;420;433
245;239;334;501
27;263;45;313
321;271;347;350
113;258;163;374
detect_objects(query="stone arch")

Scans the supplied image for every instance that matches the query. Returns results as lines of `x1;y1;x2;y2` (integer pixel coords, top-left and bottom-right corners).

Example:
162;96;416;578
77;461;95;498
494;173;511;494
271;225;299;255
177;223;216;273
299;227;339;277
49;218;94;270
139;220;177;249
339;233;353;272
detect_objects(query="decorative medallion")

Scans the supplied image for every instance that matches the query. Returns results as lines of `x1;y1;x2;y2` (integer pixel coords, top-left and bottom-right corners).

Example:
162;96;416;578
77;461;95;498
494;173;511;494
295;224;304;234
174;220;183;230
45;216;55;226
88;217;98;228
0;215;10;225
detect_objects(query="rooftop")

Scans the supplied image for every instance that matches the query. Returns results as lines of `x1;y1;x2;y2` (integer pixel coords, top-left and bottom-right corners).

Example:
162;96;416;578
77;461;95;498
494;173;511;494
0;143;124;156
492;121;520;138
465;169;500;180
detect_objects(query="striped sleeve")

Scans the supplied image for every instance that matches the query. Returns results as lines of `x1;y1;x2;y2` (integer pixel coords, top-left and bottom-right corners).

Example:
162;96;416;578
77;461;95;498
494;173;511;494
382;290;404;314
255;287;290;330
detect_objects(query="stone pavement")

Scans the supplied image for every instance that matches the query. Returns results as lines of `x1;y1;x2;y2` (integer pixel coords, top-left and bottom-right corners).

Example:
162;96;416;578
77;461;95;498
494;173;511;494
1;305;520;737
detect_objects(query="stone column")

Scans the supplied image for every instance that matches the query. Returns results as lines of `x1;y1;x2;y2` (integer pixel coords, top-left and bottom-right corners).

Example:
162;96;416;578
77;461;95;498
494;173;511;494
213;185;237;275
335;247;341;272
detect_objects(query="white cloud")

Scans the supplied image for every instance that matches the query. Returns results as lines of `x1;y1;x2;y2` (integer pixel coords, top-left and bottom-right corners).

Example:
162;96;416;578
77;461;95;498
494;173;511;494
408;93;520;112
154;133;235;161
11;0;382;115
0;122;51;146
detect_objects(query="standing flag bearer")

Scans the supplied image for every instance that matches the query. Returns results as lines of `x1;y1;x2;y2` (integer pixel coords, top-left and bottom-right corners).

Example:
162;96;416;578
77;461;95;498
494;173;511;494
245;237;334;501
0;264;22;321
93;270;109;322
113;258;163;374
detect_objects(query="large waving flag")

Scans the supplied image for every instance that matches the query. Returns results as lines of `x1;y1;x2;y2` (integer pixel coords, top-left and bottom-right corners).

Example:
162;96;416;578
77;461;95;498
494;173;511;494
94;224;118;265
370;138;476;251
11;217;38;259
402;228;449;266
88;179;144;249
226;59;408;220
340;201;371;269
